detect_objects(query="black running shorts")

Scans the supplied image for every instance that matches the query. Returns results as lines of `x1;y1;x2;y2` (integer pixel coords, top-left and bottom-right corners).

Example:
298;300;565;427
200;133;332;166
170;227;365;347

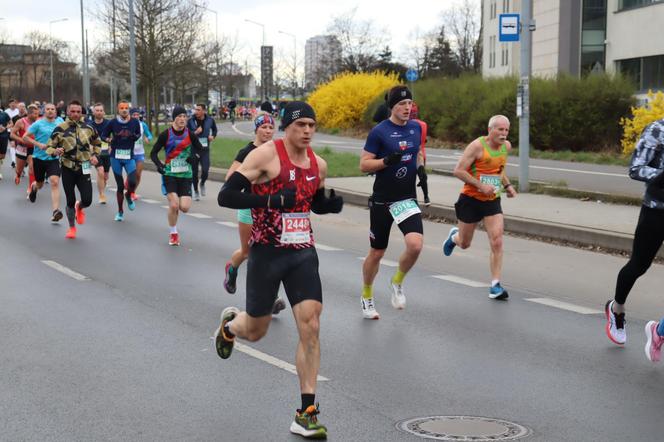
454;193;502;224
33;158;61;183
96;155;111;173
246;244;322;317
0;137;7;155
368;197;423;250
163;175;192;197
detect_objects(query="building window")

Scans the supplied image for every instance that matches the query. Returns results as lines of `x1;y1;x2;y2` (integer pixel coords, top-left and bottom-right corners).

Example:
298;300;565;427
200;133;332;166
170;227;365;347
503;0;510;12
618;0;662;11
618;55;664;92
580;0;607;75
500;44;509;66
489;36;496;68
490;0;497;20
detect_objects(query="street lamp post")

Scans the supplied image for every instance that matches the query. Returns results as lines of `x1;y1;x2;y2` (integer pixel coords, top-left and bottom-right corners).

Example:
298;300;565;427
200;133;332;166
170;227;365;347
245;19;265;46
49;18;68;104
79;0;90;106
278;30;297;99
129;0;137;106
245;19;266;99
200;5;220;107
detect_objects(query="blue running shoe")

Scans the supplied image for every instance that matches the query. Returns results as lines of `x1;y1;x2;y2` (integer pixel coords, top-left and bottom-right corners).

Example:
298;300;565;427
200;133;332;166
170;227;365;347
114;212;124;222
126;193;136;211
443;227;459;256
489;282;509;300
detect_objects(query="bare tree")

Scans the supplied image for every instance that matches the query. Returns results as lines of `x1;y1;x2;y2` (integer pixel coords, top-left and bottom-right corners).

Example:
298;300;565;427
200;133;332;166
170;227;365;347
327;8;386;73
442;0;482;73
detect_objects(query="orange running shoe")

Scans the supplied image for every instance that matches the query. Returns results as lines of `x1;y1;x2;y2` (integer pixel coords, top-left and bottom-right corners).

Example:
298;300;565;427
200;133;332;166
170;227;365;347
65;227;77;239
75;201;86;225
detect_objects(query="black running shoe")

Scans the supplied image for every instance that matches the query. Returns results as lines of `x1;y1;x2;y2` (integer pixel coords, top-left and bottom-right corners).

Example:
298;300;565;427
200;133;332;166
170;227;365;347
223;262;237;294
51;209;63;223
28;183;37;203
272;297;286;315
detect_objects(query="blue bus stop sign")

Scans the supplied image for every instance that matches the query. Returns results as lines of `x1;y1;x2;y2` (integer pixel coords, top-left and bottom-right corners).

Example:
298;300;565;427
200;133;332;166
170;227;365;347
499;14;520;42
405;69;418;82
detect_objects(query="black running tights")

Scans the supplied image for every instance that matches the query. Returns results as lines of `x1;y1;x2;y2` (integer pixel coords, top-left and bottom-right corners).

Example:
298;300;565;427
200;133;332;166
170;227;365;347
615;205;664;305
61;166;92;227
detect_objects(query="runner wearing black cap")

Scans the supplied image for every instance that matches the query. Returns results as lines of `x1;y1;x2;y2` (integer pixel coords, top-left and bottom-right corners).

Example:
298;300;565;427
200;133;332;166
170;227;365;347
216;101;343;439
359;85;425;319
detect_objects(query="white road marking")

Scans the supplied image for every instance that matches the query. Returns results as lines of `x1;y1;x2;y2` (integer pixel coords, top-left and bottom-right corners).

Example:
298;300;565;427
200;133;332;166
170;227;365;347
141;198;160;204
505;162;625;178
356;256;398;267
525;298;602;315
231;124;252;137
235;342;330;381
108;187;117;192
216;221;238;228
431;275;487;287
42;260;89;281
186;212;213;219
315;243;342;251
160;205;169;209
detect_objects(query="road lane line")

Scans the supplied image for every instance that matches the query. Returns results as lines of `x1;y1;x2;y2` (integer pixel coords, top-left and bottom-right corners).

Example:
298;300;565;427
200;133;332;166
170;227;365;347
42;260;89;281
141;198;159;204
216;221;238;228
525;298;602;315
235;343;330;381
231;124;252;137
315;243;342;251
431;275;486;287
160;205;169;209
356;257;398;267
108;187;117;192
505;162;625;178
186;212;213;219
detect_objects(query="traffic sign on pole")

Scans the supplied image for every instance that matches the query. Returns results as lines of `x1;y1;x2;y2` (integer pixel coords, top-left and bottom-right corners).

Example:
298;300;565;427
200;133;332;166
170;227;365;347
405;69;418;83
499;14;520;42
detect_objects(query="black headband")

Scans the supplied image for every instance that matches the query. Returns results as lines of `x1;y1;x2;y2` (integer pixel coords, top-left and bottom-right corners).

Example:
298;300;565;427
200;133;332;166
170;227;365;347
387;86;413;109
282;101;316;129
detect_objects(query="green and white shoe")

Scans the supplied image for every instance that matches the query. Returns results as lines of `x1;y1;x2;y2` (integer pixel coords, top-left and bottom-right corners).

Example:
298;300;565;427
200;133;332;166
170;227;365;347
290;404;327;439
214;306;239;359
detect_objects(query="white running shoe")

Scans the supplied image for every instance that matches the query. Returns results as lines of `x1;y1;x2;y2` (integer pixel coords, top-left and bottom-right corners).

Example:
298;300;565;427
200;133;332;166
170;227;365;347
604;300;626;345
389;281;406;309
361;297;380;319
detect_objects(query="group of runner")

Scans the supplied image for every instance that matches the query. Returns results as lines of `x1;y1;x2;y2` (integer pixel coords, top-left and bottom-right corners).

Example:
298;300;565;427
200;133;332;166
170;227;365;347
3;84;664;440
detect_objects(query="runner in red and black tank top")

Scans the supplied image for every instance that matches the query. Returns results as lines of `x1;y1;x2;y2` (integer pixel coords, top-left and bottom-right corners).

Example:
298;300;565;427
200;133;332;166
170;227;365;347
250;138;320;249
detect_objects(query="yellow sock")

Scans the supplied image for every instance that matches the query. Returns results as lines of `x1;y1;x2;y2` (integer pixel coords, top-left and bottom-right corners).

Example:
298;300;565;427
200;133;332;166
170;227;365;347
392;269;406;285
362;284;373;300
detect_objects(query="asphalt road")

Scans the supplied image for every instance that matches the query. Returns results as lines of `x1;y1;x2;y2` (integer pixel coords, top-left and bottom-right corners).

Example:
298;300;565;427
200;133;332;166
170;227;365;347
223;120;644;198
1;164;664;441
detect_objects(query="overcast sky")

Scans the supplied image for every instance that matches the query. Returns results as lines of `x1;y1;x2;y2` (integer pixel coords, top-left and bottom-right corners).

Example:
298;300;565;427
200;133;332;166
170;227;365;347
1;0;464;77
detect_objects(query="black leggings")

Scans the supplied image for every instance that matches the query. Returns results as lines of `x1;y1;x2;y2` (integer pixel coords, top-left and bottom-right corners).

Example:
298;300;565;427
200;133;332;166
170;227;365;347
192;149;210;191
615;205;664;305
61;166;92;227
113;170;136;213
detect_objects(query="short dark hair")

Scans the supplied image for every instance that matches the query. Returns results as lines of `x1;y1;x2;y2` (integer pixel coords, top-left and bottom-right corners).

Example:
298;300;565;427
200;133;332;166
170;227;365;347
93;102;104;108
68;100;82;108
196;103;207;111
8;98;16;104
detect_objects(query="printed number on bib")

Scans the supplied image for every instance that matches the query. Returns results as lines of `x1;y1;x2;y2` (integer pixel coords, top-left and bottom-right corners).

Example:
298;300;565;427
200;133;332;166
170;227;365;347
81;161;91;175
389;199;421;224
170;157;189;173
198;137;209;148
115;148;131;160
101;142;109;151
280;212;311;244
480;174;502;195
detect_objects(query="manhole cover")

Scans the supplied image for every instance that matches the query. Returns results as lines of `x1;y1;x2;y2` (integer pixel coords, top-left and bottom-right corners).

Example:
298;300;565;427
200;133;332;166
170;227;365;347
396;415;531;441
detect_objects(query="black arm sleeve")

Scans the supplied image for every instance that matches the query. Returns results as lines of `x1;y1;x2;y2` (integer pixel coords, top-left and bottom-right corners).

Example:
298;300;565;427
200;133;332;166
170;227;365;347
150;130;169;169
218;172;269;209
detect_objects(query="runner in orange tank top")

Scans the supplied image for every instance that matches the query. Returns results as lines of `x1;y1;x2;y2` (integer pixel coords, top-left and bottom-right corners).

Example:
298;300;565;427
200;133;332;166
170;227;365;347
442;115;517;300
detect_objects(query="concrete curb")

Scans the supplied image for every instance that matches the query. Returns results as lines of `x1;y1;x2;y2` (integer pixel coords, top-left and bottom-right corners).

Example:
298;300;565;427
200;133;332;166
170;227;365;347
145;161;645;257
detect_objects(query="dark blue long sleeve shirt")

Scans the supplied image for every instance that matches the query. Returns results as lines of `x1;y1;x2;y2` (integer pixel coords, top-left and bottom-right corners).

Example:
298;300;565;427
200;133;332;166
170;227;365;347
101;117;141;160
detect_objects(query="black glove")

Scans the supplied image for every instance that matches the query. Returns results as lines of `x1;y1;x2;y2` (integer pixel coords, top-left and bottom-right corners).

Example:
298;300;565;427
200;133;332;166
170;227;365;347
268;188;296;209
326;189;344;213
650;171;664;187
383;151;403;166
416;165;427;187
156;165;165;175
186;155;195;165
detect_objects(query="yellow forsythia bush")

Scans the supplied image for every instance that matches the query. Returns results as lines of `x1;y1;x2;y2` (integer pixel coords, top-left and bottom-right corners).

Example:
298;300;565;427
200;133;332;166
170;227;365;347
621;91;664;155
307;71;400;129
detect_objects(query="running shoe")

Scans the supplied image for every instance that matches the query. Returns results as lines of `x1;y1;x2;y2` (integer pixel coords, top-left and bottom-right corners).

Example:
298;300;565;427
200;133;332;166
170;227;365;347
99;193;107;204
290;404;328;439
272;297;286;315
51;209;63;223
443;227;459;256
424;196;431;207
389;281;406;309
114;212;124;222
214;306;239;359
361;297;380;320
489;282;509;300
28;182;37;203
645;321;664;363
200;184;206;197
126;192;136;211
604;300;626;345
194;191;200;201
65;227;77;239
223;262;237;294
75;201;85;225
169;233;180;246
